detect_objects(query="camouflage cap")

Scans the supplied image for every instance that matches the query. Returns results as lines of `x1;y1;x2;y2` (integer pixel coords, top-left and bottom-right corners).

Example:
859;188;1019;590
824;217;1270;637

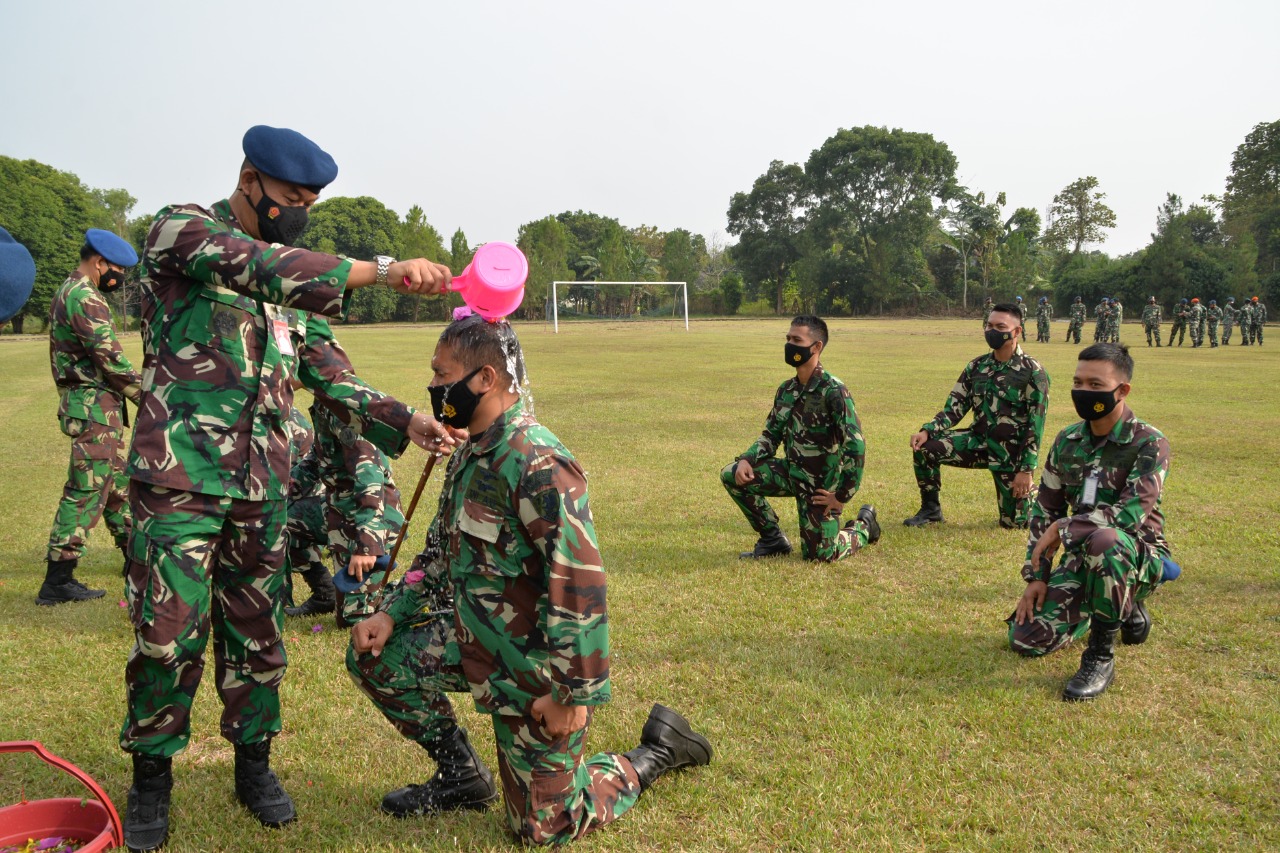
0;226;35;322
242;125;338;192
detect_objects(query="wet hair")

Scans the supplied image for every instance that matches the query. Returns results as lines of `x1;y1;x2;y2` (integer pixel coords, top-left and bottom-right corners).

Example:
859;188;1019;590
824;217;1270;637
1078;342;1133;382
790;314;828;346
437;314;525;389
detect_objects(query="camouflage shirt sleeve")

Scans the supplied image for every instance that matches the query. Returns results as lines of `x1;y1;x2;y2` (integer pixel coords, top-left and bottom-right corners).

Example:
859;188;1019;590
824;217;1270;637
924;360;975;434
1022;430;1068;582
831;383;865;504
1058;433;1170;552
1015;363;1049;473
342;432;400;557
741;382;788;464
518;448;610;707
289;445;321;498
68;285;142;402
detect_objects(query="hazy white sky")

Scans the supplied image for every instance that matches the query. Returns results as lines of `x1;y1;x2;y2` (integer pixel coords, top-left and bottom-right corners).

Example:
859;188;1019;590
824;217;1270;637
3;1;1277;257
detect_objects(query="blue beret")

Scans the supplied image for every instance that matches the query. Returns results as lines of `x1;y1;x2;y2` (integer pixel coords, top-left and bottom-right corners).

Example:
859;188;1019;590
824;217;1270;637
242;125;338;192
0;226;36;322
85;228;139;267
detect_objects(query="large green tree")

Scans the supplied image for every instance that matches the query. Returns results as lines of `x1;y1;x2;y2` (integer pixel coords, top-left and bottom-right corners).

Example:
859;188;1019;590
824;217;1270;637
1043;176;1117;255
400;204;450;321
726;160;808;314
295;196;403;323
517;215;573;320
1222;119;1280;296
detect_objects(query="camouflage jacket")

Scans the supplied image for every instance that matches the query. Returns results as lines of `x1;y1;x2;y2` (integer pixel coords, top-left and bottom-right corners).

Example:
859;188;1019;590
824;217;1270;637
1239;304;1255;325
1208;305;1223;324
740;364;865;503
439;399;611;715
1016;302;1027;319
48;273;142;427
127;199;413;501
291;401;404;559
1189;304;1206;324
1174;305;1191;323
1069;303;1086;324
922;347;1049;473
1036;304;1052;322
1223;304;1238;325
1094;302;1108;321
1111;302;1123;323
1141;304;1162;325
1022;408;1170;582
1255;303;1268;323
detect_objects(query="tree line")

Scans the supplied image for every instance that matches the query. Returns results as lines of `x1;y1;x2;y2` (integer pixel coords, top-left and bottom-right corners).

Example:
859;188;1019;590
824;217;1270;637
2;118;1276;331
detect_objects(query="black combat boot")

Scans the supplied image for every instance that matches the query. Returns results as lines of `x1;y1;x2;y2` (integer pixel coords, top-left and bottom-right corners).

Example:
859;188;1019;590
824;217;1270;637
738;529;792;559
381;725;499;817
284;564;336;617
123;753;172;853
1062;620;1121;701
848;504;880;545
233;740;296;827
622;704;713;792
903;492;944;527
1121;600;1151;645
36;558;106;605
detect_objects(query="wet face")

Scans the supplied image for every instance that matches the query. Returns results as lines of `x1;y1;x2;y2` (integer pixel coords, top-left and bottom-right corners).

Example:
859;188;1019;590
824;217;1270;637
430;342;496;392
1072;359;1130;401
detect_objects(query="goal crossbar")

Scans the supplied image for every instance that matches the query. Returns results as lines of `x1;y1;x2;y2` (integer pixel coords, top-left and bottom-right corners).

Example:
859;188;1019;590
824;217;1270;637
551;281;689;333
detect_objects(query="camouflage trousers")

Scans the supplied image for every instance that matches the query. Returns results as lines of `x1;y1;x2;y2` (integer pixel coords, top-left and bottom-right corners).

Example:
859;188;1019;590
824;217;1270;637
1143;322;1162;347
1093;319;1106;342
491;711;640;845
1191;320;1204;346
285;492;388;623
1066;320;1083;344
1007;525;1163;655
1036;318;1050;343
912;430;1031;527
720;459;872;561
1207;319;1219;347
1222;319;1234;343
46;418;131;562
1239;322;1252;344
1253;322;1264;344
1168;318;1187;345
345;614;467;748
121;482;289;757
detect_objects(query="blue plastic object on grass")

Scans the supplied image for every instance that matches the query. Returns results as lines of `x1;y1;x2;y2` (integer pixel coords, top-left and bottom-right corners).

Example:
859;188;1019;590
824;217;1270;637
332;552;393;594
1160;556;1181;583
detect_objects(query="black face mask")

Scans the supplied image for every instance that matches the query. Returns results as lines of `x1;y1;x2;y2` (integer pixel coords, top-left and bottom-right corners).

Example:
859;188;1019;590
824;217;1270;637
254;182;310;246
98;267;125;293
429;367;485;429
1071;385;1123;421
985;329;1013;350
784;342;815;368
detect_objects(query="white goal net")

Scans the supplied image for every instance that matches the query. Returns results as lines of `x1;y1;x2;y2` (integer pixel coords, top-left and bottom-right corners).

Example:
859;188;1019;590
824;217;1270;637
550;281;689;333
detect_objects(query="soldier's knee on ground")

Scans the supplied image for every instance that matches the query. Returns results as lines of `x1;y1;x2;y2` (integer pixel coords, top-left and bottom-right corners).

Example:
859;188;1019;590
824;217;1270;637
1007;619;1059;657
1083;527;1119;559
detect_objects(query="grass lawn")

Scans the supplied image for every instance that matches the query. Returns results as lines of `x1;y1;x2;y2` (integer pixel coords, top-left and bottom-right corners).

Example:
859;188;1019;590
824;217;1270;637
1;317;1277;851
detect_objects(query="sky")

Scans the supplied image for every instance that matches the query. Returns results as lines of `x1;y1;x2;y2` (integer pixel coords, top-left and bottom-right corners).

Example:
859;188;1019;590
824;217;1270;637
2;0;1277;258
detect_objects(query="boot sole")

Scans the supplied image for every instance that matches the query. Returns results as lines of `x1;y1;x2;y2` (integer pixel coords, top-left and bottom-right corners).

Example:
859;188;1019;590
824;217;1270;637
381;793;499;818
645;705;713;767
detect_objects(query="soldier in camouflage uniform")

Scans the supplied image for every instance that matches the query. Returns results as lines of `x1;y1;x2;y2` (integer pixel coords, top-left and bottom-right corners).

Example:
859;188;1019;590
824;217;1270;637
1092;297;1109;342
1014;295;1028;339
1035;297;1052;343
905;303;1049;529
1221;296;1237;344
1169;298;1190;346
722;315;879;561
41;229;143;606
1190;297;1208;346
1010;343;1174;701
1141;296;1162;347
352;316;712;844
285;399;404;625
1238;298;1255;345
1250;296;1266;344
982;295;994;326
1107;298;1123;343
1206;299;1222;347
1067;295;1086;344
119;125;455;852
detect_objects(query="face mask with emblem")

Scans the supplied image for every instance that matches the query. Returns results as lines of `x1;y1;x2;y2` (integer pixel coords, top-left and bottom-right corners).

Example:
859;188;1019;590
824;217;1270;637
1071;385;1123;421
253;180;310;246
784;342;814;367
985;329;1012;350
97;266;125;293
429;367;486;428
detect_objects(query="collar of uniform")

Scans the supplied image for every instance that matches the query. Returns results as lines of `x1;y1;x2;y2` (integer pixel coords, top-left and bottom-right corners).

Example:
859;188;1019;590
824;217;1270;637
979;345;1025;369
468;397;527;457
211;198;247;234
790;363;827;394
1065;405;1138;445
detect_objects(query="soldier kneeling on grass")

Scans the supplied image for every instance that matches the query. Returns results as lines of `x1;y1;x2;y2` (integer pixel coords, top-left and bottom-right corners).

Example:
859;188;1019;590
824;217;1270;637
350;313;712;845
1009;343;1178;701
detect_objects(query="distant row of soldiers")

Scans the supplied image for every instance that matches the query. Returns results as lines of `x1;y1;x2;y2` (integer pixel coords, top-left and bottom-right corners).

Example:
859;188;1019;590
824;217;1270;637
983;295;1268;348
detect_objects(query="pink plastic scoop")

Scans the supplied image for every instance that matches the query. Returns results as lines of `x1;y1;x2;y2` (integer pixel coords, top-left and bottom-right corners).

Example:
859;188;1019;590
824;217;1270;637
447;241;528;321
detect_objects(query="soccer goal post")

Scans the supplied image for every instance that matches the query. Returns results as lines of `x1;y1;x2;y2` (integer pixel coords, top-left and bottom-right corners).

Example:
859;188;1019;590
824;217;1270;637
550;281;689;333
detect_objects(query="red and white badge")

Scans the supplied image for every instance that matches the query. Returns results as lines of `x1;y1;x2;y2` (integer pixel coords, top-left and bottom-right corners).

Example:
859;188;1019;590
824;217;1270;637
272;318;295;356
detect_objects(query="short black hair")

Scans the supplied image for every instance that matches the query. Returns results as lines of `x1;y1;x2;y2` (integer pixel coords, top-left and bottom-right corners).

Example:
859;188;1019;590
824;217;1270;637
790;314;828;346
1078;342;1133;381
990;302;1021;318
79;243;98;261
437;314;522;386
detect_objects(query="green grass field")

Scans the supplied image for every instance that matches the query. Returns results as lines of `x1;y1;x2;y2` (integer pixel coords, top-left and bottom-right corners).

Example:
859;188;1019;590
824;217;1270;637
1;318;1277;851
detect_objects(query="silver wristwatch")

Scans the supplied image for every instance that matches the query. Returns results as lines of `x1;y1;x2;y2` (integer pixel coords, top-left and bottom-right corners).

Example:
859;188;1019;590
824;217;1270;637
374;255;395;286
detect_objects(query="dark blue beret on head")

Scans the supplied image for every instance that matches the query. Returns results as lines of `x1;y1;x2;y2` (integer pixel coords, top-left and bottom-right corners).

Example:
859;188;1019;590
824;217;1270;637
242;125;338;193
84;228;139;267
0;226;37;323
